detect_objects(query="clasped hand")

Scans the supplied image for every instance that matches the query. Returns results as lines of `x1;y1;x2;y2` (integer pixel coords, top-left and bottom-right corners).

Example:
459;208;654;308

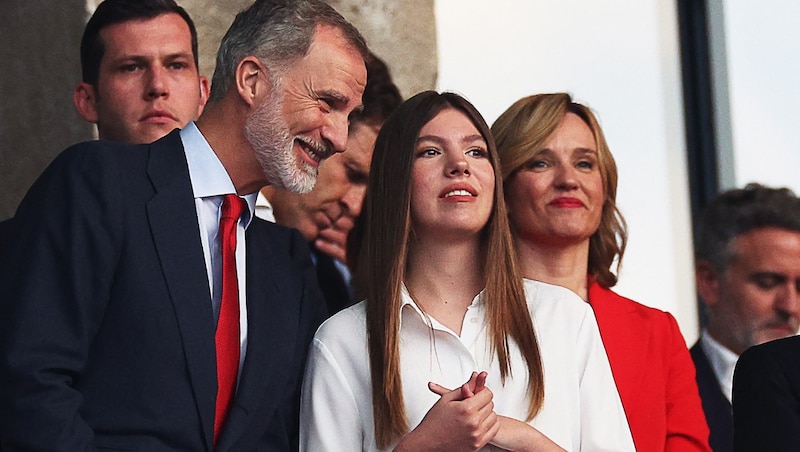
394;371;564;452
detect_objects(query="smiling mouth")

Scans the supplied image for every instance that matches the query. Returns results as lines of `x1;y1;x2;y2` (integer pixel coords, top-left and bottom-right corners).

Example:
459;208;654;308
550;199;584;208
297;137;331;165
443;189;474;198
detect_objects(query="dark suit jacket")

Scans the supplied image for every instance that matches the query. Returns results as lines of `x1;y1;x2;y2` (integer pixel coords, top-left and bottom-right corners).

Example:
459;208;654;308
311;246;353;315
691;341;733;452
0;131;325;451
0;217;10;258
588;282;711;451
733;336;800;452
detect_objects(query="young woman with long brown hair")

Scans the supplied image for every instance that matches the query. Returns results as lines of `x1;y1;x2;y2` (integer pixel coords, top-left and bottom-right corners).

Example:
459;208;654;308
300;91;633;451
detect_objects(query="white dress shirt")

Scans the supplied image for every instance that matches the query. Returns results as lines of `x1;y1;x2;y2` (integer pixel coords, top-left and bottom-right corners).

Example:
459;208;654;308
181;121;257;379
699;330;739;403
300;279;634;451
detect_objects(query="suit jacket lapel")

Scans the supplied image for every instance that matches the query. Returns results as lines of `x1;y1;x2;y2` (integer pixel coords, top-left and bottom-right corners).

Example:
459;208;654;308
146;131;216;450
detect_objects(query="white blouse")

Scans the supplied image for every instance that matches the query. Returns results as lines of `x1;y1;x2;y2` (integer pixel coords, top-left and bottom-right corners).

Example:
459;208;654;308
300;279;634;451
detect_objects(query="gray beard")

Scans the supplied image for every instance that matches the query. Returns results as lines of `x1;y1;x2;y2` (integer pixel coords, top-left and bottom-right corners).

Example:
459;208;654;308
244;85;317;194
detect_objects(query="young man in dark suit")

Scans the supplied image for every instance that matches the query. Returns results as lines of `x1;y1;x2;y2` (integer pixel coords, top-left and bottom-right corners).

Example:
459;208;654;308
0;0;368;450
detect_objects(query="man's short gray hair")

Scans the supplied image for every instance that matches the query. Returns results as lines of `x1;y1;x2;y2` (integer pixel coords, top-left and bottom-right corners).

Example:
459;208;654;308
209;0;368;102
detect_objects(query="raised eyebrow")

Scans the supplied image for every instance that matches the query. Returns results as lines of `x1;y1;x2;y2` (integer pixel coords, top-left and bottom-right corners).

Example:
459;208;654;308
751;271;786;281
164;52;194;62
416;134;487;146
532;148;554;158
462;134;487;146
108;55;150;66
416;134;445;146
750;272;786;287
108;52;192;66
318;89;354;109
574;147;598;157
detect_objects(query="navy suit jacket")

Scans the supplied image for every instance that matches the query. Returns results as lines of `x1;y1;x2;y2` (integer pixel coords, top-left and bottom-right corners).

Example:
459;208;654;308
311;246;354;316
733;336;800;452
0;217;10;260
0;131;325;451
691;341;733;452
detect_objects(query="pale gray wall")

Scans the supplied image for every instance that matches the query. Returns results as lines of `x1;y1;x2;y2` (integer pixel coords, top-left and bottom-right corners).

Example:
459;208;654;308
180;0;253;81
0;0;436;220
326;0;436;99
0;0;94;220
182;0;436;98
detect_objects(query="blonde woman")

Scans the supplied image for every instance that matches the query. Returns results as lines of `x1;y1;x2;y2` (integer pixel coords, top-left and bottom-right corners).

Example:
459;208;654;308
492;92;711;451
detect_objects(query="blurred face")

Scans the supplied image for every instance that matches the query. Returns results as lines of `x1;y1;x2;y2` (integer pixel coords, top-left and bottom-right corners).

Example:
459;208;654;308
269;121;378;241
410;108;495;240
74;13;208;144
248;25;366;194
699;227;800;355
505;112;603;247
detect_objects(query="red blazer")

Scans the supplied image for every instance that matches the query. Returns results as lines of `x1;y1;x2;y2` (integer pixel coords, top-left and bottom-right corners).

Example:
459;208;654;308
588;281;711;451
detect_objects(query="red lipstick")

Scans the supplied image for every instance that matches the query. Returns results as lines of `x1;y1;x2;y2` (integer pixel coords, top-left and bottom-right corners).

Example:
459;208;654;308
549;197;584;208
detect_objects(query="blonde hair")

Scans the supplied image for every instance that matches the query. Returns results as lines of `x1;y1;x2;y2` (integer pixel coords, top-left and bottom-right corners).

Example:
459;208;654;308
492;92;627;287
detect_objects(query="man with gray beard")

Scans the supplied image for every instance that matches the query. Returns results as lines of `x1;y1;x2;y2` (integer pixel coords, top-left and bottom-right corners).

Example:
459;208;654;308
0;0;367;450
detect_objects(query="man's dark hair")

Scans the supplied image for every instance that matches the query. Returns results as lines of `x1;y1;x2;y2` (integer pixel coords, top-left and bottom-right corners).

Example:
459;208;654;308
695;183;800;272
350;53;403;130
80;0;199;86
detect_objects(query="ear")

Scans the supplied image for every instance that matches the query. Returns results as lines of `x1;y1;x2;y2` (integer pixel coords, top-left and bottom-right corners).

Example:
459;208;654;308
695;260;721;308
73;82;99;123
196;75;210;118
235;57;269;107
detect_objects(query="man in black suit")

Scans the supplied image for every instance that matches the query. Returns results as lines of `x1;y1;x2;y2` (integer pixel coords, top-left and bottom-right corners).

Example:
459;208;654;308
691;183;800;452
733;335;800;451
258;54;401;314
0;0;368;450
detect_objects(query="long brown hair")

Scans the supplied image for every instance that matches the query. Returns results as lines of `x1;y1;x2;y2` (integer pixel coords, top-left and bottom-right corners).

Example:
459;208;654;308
354;91;544;447
492;92;628;288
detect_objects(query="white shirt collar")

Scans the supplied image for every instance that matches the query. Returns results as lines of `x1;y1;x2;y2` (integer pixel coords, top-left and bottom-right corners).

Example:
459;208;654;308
300;278;635;450
398;283;485;333
254;191;275;223
700;329;739;403
180;121;257;227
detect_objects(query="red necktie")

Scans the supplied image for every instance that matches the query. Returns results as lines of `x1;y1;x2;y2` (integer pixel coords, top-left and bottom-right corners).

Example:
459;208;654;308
214;194;244;445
